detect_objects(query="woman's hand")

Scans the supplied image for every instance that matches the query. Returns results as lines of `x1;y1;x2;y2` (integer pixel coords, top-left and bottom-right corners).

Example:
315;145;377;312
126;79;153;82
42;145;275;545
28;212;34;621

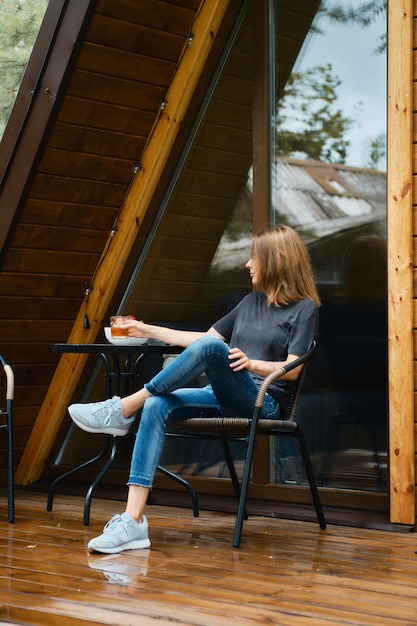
228;347;253;372
229;348;302;380
119;319;149;338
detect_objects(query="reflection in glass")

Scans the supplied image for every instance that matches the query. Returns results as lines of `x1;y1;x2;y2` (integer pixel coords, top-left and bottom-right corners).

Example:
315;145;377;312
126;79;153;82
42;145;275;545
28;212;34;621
272;0;387;492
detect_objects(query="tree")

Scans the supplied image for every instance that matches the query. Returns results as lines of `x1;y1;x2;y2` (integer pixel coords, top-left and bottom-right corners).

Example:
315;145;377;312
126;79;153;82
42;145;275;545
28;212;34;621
276;1;387;166
316;0;387;54
317;0;386;27
275;64;355;163
0;0;48;137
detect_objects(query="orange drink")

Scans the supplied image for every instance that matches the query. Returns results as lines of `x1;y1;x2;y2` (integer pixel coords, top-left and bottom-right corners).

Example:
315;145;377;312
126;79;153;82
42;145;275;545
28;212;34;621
110;316;134;337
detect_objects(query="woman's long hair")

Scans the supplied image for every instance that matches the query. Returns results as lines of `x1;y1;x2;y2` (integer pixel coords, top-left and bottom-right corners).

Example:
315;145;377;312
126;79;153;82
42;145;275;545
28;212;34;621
251;225;321;307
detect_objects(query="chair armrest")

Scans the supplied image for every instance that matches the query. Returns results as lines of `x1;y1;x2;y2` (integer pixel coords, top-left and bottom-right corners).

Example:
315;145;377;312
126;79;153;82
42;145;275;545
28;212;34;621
0;355;14;401
254;341;316;408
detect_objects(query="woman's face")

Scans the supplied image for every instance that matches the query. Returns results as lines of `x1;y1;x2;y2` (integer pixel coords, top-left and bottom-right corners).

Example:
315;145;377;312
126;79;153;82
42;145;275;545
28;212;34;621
246;256;261;287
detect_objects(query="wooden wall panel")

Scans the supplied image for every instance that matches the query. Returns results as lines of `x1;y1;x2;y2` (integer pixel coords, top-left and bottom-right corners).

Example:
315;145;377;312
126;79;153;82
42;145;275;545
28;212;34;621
97;0;200;33
0;273;83;297
57;95;157;134
22;200;117;230
28;174;126;205
11;224;105;253
67;70;166;112
87;15;186;59
2;249;98;276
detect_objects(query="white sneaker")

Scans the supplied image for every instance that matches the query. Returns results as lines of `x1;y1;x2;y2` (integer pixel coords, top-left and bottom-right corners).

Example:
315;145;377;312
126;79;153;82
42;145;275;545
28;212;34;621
88;513;151;553
68;396;135;436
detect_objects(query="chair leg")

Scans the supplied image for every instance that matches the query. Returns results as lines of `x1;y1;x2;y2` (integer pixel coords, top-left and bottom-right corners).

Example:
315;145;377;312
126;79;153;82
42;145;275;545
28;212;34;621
220;438;248;521
7;399;14;523
84;437;119;525
47;435;113;514
296;425;326;529
233;408;262;548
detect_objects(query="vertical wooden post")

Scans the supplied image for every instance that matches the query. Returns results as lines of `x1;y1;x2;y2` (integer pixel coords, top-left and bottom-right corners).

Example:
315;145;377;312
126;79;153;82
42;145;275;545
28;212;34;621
387;0;415;524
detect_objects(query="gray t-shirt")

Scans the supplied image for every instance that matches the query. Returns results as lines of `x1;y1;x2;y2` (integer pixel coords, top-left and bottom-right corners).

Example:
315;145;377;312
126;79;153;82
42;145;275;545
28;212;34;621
213;291;318;410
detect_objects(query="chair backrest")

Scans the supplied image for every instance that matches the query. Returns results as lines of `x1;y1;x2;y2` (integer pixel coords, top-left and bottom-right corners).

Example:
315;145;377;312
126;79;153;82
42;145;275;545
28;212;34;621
255;341;317;409
255;343;316;432
283;363;309;422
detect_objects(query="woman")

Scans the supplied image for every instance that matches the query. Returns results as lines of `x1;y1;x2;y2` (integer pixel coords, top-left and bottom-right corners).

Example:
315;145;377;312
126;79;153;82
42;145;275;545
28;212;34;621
69;225;320;553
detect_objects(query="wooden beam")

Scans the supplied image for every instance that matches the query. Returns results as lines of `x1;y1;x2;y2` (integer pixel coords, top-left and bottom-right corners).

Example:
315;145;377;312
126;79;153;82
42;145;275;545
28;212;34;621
16;0;232;485
387;0;415;524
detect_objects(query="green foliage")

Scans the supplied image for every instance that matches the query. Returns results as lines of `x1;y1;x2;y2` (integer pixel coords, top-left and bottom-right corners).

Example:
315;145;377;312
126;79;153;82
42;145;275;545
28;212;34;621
368;132;386;169
320;0;387;26
0;0;48;136
276;1;387;166
275;64;355;163
316;0;387;54
318;0;386;28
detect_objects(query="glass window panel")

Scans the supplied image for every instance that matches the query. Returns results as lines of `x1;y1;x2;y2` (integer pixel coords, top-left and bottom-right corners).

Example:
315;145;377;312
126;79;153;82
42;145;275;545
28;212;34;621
56;1;388;502
272;0;387;492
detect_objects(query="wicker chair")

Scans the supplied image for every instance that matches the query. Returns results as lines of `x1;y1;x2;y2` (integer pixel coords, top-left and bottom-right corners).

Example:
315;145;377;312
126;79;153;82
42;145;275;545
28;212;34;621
167;341;325;547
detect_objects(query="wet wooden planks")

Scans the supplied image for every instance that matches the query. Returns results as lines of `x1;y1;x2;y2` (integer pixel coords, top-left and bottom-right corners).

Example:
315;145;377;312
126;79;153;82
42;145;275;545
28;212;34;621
0;490;415;625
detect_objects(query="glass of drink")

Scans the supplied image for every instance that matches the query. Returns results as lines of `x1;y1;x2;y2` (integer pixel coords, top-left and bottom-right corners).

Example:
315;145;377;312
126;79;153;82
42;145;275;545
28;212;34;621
110;316;133;337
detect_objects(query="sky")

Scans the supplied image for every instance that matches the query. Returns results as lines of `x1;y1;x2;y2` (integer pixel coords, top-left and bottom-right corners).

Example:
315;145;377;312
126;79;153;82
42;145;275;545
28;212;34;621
293;1;387;169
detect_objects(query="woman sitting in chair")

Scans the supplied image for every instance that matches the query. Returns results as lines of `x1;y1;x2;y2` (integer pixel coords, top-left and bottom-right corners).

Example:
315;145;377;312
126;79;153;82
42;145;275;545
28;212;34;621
69;225;320;553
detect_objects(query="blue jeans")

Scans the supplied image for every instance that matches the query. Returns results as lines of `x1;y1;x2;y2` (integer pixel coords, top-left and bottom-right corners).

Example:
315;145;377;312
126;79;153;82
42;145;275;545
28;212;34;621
127;335;281;487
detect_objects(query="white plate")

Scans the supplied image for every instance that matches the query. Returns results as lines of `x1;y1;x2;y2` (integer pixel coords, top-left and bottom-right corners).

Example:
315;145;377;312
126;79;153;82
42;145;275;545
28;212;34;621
104;327;147;345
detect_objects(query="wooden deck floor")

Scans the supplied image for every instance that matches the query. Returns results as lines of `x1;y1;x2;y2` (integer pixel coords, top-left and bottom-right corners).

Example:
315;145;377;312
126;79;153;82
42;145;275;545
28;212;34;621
0;490;416;625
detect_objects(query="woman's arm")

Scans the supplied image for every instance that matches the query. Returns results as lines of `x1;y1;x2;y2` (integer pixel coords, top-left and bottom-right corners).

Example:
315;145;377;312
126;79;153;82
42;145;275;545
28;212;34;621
119;319;225;348
228;348;302;381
